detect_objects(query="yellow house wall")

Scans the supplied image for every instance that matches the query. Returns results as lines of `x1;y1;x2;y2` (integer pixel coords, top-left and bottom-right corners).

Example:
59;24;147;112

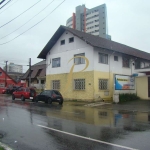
136;77;149;100
46;70;115;101
46;71;94;101
94;71;114;100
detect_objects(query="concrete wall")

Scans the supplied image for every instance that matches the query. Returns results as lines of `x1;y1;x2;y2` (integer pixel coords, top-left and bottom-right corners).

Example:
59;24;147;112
136;76;149;100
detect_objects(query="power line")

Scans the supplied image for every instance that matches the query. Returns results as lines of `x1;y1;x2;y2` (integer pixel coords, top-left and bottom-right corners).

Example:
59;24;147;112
0;0;6;5
0;0;41;28
0;0;12;10
0;0;55;40
0;0;65;45
0;0;19;15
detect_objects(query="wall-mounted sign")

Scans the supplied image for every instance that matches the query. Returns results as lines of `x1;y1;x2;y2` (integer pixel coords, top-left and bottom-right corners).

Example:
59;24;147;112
115;75;135;90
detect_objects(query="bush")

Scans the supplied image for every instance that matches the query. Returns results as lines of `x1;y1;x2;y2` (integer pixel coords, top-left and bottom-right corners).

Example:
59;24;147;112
119;93;140;103
0;147;4;150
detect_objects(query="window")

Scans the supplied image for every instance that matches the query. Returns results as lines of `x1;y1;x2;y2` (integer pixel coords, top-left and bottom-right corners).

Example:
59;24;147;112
122;57;130;68
41;80;45;84
74;79;85;90
0;72;2;76
74;53;85;65
52;58;60;68
98;111;108;117
60;40;65;45
52;80;60;90
69;37;74;43
135;60;141;69
114;56;118;61
99;53;108;64
99;79;108;90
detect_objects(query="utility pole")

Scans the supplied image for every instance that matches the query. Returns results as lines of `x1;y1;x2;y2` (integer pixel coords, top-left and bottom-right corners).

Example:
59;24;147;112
4;61;8;87
29;58;31;87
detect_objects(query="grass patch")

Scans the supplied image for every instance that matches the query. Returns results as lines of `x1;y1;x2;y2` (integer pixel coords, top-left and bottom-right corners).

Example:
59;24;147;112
0;146;5;150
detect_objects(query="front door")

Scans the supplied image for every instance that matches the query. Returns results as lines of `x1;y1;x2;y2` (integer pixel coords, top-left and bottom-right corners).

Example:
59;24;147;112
148;77;150;97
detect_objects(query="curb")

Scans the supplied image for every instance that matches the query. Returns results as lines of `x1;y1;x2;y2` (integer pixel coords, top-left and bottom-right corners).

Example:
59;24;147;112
0;142;13;150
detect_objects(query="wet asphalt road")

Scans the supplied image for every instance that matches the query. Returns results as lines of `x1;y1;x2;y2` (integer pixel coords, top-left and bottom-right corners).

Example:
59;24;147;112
0;95;150;150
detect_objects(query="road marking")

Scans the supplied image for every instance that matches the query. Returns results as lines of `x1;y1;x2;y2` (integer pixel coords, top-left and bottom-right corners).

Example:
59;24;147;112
37;124;138;150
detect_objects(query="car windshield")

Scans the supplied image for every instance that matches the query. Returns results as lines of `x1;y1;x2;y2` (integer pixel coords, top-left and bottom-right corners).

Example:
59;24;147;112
53;90;61;96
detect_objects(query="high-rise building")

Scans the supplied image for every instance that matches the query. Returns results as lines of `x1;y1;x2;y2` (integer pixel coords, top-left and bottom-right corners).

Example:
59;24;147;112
3;63;23;73
66;4;111;40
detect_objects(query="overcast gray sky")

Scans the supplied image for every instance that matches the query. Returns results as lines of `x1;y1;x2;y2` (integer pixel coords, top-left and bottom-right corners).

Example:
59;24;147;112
0;0;150;72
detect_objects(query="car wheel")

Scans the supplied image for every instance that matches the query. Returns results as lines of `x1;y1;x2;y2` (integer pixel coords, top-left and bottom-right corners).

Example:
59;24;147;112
32;99;35;102
48;98;52;104
12;94;15;100
59;100;63;105
21;95;25;101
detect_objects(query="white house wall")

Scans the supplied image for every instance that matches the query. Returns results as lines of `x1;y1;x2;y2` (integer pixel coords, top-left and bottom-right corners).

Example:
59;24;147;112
46;31;94;75
93;47;143;75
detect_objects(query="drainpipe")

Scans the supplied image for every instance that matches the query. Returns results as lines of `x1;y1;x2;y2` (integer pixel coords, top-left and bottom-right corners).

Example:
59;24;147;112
109;51;115;101
109;51;115;88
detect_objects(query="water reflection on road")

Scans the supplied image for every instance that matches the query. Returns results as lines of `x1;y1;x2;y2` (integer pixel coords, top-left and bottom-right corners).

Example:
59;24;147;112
0;96;150;150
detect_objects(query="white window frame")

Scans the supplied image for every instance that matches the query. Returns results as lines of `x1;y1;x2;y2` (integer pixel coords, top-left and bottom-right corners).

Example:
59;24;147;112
69;37;74;43
74;53;85;65
74;79;85;90
60;40;65;45
114;56;118;61
122;57;130;68
99;79;109;90
52;58;60;68
99;53;108;64
52;80;60;90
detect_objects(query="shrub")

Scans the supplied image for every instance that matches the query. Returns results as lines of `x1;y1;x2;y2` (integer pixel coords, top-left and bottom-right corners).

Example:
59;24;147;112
119;93;140;103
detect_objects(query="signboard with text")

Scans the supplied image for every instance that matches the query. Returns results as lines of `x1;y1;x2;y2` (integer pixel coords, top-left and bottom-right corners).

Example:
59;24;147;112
115;75;135;90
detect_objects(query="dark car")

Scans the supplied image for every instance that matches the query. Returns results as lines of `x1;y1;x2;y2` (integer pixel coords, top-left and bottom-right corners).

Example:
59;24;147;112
35;90;63;105
12;87;36;101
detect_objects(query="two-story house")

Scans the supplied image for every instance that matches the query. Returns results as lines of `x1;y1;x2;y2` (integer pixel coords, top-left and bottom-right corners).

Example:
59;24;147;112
38;25;150;101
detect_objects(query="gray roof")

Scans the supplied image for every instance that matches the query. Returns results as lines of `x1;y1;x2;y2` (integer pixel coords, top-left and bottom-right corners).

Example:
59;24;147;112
38;25;150;61
22;60;46;79
32;60;46;66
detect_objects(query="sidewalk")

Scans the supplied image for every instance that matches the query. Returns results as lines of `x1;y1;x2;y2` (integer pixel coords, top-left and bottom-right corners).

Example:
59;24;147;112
65;100;150;113
91;100;150;113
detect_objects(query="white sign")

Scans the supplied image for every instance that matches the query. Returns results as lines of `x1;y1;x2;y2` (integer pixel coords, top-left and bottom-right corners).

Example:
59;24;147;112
115;75;135;90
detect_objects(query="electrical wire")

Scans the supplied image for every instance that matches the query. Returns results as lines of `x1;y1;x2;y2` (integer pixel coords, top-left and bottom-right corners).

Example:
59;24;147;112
0;0;41;28
0;0;6;5
0;0;12;10
0;0;65;45
0;0;55;40
0;0;19;15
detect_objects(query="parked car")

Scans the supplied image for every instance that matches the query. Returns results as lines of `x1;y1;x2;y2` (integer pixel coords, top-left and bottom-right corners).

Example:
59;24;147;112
2;88;6;94
6;86;21;94
35;90;63;105
12;87;36;101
